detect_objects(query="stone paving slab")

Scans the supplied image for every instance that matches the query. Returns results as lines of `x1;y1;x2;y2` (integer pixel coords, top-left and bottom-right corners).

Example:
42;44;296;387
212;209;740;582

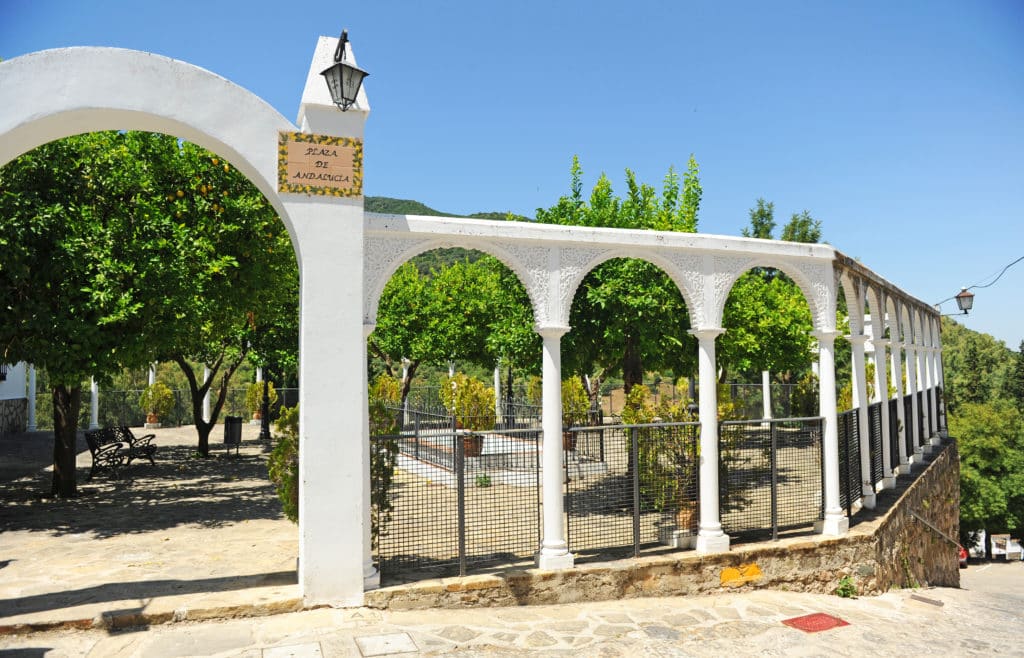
2;563;1023;656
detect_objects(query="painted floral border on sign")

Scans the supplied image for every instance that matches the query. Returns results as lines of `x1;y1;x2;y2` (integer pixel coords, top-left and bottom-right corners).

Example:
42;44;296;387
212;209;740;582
277;132;364;197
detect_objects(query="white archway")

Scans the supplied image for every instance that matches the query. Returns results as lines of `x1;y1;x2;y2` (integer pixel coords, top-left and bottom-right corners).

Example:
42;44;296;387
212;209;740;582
0;42;374;608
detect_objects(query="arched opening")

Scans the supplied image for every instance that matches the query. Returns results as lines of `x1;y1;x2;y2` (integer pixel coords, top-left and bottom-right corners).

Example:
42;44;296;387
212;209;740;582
0;129;301;613
366;246;540;583
717;261;822;542
560;255;699;562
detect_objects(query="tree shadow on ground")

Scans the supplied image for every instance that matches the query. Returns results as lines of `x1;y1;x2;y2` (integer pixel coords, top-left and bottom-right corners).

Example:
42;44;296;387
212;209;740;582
0;436;285;538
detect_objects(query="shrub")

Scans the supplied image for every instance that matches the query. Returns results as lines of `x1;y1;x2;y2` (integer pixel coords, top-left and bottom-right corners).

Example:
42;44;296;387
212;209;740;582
440;373;496;431
562;376;590;426
246;380;278;416
139;382;174;418
267;404;299;523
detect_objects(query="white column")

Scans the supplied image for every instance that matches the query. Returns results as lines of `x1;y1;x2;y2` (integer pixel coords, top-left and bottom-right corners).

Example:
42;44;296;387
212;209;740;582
814;330;849;536
256;367;263;383
891;340;908;469
872;338;896;488
935;346;948;437
494;365;502;418
362;324;380;590
148;363;157;386
906;344;921;459
536;326;574;569
927;347;940;445
689;328;730;553
848;334;875;508
202;366;211;423
761;370;772;419
27;364;37;432
89;377;100;430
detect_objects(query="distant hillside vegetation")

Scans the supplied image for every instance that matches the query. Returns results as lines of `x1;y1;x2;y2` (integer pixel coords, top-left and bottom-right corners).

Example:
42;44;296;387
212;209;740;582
365;197;531;273
365;197;532;223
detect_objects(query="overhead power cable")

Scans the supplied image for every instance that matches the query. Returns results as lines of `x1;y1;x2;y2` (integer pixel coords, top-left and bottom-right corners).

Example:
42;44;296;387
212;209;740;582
934;254;1024;306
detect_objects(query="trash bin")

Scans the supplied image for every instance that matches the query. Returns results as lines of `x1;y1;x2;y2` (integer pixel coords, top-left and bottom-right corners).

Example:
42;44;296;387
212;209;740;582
224;415;242;454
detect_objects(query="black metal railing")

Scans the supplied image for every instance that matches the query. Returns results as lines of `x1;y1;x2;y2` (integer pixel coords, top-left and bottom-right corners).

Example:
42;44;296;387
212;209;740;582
903;394;915;458
564;421;699;562
888;397;900;469
836;409;862;516
867;402;884;486
926;388;934;439
372;419;542;584
719;417;824;542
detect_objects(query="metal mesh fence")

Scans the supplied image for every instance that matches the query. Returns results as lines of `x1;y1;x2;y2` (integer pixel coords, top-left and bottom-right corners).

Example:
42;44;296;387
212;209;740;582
867;402;884;486
916;391;926;446
564;422;699;562
903;394;915;458
372;408;541;584
888;398;900;468
719;418;823;541
837;409;861;515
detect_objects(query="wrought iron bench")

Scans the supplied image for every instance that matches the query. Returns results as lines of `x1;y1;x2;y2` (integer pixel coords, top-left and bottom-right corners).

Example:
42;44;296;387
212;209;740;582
84;429;127;480
111;426;158;466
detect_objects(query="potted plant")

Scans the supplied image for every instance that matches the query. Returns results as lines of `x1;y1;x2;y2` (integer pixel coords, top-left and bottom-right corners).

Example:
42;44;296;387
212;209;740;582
440;373;496;458
139;381;174;429
246;380;278;422
561;376;590;451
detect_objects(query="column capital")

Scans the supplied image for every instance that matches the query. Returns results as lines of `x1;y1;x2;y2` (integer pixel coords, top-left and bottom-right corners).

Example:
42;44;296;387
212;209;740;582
688;327;726;340
871;337;891;348
810;329;843;343
845;334;870;345
534;324;571;339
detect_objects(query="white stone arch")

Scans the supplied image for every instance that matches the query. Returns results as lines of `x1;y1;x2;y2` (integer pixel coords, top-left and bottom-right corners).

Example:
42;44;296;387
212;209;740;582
866;284;886;339
837;271;868;336
885;295;902;344
0;47;301;259
559;248;702;328
712;256;835;332
362;233;541;328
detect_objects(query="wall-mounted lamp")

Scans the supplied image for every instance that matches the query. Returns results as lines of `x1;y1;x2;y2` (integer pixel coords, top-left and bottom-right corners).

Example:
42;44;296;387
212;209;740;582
320;29;369;111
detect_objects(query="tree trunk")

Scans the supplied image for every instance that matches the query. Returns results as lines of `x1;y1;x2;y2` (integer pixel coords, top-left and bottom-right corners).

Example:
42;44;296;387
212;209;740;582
51;384;82;498
622;335;643;394
399;360;419;410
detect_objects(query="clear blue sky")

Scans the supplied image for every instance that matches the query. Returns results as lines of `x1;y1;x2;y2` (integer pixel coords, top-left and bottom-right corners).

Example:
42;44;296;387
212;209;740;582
4;1;1022;349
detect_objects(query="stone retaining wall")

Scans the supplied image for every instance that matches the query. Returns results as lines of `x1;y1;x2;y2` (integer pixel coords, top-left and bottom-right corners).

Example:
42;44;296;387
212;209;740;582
0;399;27;435
365;440;959;610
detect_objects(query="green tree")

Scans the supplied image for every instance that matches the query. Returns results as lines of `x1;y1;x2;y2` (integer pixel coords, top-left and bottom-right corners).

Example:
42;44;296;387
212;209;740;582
941;318;1013;413
780;210;823;243
535;157;702;395
952;399;1024;548
1003;341;1024;414
741;198;775;240
0;132;183;495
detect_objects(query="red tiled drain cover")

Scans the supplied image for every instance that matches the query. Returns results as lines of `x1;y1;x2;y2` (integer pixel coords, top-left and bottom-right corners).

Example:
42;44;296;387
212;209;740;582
782;612;850;633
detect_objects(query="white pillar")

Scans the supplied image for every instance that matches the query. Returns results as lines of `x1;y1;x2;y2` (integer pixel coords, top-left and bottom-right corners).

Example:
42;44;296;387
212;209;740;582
536;326;574;569
27;364;37;432
256;367;263;383
88;377;100;430
872;338;896;489
761;370;772;419
848;334;875;508
814;330;849;536
202;366;211;423
906;344;921;459
892;340;908;469
689;328;730;553
927;347;941;444
148;363;157;386
494;365;502;419
362;325;380;590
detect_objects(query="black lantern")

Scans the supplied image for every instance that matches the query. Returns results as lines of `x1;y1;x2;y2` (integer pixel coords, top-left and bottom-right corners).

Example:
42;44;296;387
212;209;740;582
321;30;369;111
955;287;975;314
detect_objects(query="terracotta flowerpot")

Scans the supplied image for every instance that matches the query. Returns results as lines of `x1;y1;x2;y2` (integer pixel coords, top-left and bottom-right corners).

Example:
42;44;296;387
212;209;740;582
562;430;576;452
146;412;159;424
252;410;262;420
675;503;699;533
462;433;483;458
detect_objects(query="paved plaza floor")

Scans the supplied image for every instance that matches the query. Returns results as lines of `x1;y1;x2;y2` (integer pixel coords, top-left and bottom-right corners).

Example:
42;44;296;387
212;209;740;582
2;425;1023;656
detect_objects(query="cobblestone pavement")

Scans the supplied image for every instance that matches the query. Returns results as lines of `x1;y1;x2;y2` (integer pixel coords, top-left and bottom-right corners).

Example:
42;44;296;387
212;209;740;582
1;562;1022;656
